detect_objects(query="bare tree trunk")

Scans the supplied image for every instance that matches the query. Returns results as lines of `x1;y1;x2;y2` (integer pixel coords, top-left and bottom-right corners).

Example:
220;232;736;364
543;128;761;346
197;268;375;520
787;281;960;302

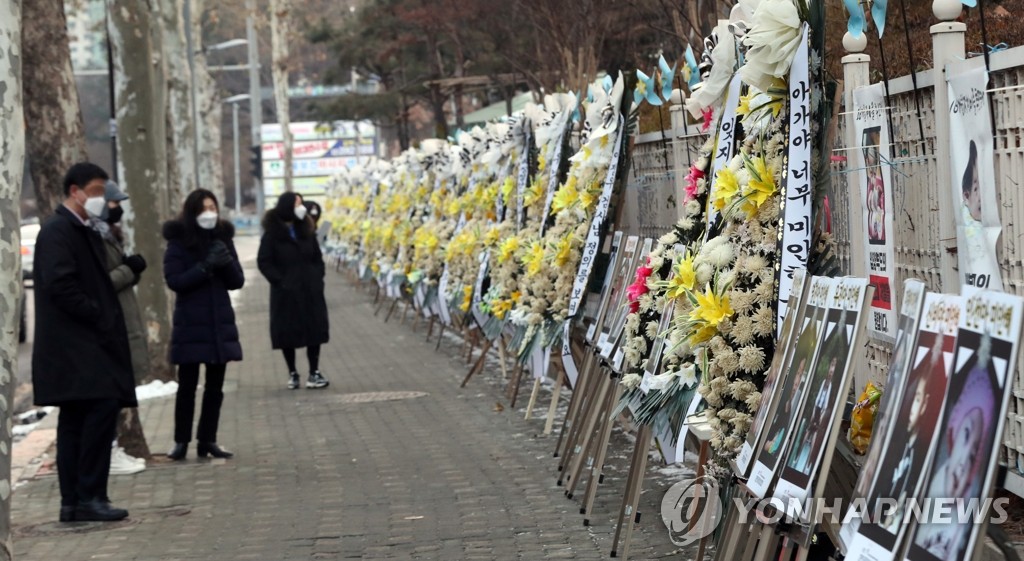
0;2;24;557
158;0;198;208
21;0;88;218
270;0;293;192
191;0;224;202
118;409;151;459
107;0;176;387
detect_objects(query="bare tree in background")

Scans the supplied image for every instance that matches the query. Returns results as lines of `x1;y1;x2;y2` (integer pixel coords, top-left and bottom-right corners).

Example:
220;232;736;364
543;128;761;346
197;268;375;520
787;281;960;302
270;0;293;192
192;0;225;203
158;0;199;208
0;1;24;556
21;0;89;218
107;0;176;389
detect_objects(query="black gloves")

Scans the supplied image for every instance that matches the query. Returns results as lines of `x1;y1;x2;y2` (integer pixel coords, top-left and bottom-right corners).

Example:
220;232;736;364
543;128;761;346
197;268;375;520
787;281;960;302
123;254;147;275
202;240;234;271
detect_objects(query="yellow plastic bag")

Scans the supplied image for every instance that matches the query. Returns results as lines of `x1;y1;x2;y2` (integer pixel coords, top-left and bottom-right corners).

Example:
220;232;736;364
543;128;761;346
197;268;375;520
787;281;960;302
848;382;882;454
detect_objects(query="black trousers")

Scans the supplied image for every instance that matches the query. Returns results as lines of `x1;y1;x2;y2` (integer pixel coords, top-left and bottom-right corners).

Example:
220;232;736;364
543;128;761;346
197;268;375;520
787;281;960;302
174;363;227;444
57;399;120;506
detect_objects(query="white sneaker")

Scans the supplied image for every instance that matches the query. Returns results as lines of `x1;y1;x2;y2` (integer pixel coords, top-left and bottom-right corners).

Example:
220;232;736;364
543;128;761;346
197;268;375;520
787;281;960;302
110;446;145;475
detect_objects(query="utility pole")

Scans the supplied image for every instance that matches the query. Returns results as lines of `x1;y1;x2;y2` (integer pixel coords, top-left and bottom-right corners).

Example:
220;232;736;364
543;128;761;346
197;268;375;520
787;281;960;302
105;14;118;181
232;101;240;213
247;1;264;219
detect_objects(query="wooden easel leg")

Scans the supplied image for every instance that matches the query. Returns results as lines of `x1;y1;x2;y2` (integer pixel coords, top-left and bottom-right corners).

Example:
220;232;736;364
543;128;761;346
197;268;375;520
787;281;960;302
582;379;624;524
543;367;565;435
612;425;647;557
497;335;510;381
508;363;526;408
460;339;493;388
435;323;446;351
564;371;612;496
384;298;399;322
555;350;595;460
425;317;435;341
373;284;381;305
524;378;542;419
749;523;780;561
617;425;653;560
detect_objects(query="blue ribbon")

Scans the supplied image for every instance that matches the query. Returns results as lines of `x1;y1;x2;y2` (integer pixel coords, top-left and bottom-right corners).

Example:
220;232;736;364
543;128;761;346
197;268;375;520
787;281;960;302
844;0;866;37
872;0;889;38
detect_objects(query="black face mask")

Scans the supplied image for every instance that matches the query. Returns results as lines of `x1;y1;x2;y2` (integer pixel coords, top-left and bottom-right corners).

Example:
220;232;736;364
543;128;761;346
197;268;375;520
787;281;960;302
105;206;124;225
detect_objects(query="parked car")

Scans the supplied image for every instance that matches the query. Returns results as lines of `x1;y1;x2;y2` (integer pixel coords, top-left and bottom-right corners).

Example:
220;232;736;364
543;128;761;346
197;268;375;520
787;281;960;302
20;222;39;281
19;221;38;344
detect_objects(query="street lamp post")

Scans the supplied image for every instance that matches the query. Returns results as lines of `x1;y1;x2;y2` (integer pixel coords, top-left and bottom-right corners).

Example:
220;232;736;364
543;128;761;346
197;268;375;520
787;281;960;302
224;93;250;214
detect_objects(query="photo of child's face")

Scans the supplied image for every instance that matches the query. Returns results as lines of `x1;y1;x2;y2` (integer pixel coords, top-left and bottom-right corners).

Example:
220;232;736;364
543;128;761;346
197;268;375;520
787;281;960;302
908;378;927;427
965;166;981;222
947;408;983;497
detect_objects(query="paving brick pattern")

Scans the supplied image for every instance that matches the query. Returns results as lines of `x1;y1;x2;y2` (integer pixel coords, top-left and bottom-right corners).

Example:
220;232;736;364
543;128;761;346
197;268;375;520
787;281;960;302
11;238;692;560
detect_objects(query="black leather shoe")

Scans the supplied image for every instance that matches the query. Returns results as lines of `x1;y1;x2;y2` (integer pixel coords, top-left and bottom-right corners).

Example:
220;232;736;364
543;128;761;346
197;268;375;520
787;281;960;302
167;442;188;461
59;506;76;522
197;442;234;459
74;499;128;522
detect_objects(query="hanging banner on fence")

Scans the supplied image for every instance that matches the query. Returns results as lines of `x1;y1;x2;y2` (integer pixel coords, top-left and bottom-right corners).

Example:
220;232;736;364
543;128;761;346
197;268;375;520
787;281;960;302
777;24;812;339
853;83;897;341
704;74;744;237
948;67;1004;292
567;116;626;318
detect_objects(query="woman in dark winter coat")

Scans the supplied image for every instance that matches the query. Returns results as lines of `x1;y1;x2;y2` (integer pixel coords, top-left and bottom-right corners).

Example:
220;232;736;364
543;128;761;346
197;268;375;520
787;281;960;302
163;189;245;460
258;192;330;389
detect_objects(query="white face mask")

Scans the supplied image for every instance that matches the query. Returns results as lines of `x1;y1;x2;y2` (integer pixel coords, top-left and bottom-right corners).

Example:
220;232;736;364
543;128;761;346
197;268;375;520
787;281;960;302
294;205;308;220
84;196;107;218
196;210;218;230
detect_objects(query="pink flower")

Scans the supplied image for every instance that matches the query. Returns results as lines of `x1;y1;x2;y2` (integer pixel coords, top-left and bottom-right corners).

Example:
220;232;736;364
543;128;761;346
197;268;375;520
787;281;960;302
684;165;706;202
701;107;714;132
626;260;654;313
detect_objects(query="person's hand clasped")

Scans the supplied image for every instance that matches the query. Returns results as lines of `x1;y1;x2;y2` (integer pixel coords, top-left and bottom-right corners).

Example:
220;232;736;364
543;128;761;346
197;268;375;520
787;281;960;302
204;241;234;270
123;254;147;275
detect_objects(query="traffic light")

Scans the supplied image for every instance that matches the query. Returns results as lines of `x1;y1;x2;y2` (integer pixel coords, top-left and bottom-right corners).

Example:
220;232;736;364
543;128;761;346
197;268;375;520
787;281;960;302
250;146;262;180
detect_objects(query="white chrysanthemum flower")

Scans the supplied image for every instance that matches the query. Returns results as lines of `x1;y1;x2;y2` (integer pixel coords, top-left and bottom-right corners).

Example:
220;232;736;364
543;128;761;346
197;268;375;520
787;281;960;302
625;312;641;333
730;315;756;346
696;263;714;286
624;347;642;368
684;199;702;216
753;305;775;336
639;293;655;313
738;345;767;373
659;231;679;246
645;321;661;340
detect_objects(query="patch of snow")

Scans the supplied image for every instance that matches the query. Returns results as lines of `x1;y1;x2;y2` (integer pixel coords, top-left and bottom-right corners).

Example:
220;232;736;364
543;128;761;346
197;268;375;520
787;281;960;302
135;380;179;401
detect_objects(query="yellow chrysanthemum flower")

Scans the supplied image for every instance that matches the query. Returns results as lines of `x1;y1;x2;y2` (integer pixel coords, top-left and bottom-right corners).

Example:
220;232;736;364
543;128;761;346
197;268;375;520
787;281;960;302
491;299;512;319
498;236;520;263
524;181;545;207
460;285;474;312
553;235;573;267
483;226;502;247
522;241;546;277
502;176;516;204
690;285;734;328
550;179;579;215
711;167;740;211
744;157;777;212
665;254;696;299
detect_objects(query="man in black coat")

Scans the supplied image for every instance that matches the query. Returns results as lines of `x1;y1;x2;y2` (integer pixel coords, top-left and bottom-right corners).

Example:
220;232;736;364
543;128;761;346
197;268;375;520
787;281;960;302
32;163;137;522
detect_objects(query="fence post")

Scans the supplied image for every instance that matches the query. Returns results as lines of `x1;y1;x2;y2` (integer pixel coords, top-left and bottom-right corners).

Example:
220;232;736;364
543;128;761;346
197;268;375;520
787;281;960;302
843;31;871;279
931;0;966;293
669;89;688;221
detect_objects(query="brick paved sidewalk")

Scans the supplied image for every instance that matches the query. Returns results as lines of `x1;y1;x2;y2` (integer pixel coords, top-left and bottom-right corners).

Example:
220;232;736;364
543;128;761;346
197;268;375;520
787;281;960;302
10;237;689;561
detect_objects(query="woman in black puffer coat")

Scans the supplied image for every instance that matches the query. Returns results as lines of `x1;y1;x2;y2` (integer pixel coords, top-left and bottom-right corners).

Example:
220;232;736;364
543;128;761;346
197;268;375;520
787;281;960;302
162;189;245;461
257;192;330;390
